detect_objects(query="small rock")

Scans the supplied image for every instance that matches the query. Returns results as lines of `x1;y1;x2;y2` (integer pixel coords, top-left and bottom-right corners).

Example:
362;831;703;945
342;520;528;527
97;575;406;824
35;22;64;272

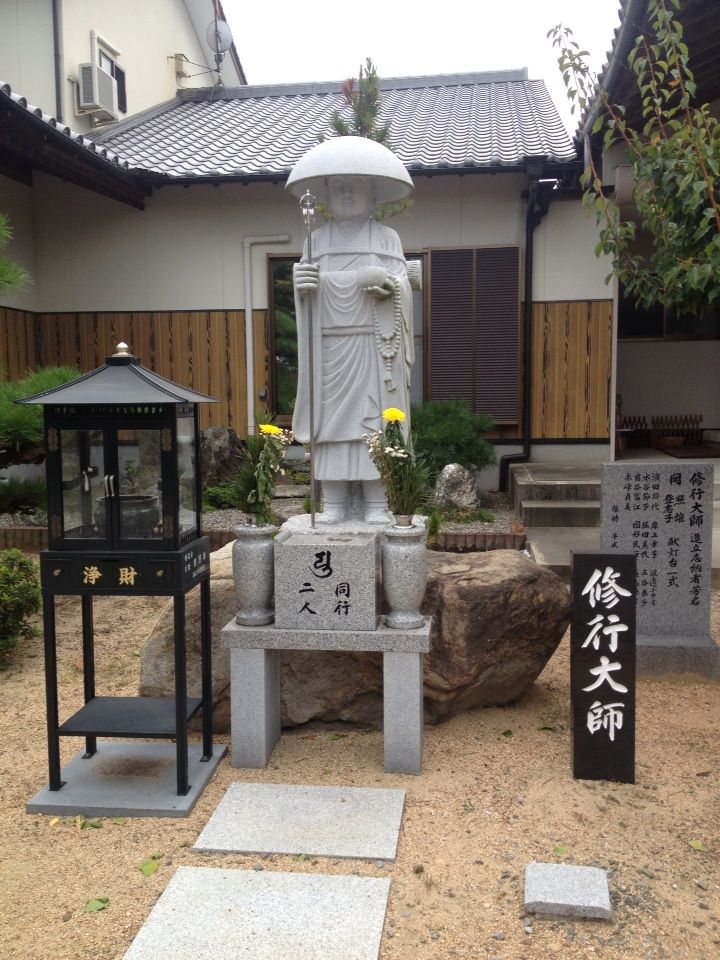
413;864;424;874
375;860;385;869
388;918;396;927
253;864;264;872
695;880;709;891
434;463;478;509
61;911;72;923
699;902;710;911
387;931;395;939
639;866;655;879
524;920;533;935
492;932;507;941
500;870;511;880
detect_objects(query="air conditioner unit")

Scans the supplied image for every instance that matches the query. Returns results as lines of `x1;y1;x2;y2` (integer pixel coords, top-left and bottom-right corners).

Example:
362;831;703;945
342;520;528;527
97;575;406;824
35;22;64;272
77;63;118;121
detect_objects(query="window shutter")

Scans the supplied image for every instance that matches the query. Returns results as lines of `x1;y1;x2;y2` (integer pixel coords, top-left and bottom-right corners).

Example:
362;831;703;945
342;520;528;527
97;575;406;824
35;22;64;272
474;246;519;421
114;65;127;113
429;246;519;421
429;248;474;407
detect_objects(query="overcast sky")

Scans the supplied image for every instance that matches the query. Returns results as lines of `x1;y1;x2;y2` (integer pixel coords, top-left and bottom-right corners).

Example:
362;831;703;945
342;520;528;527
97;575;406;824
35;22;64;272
223;0;623;137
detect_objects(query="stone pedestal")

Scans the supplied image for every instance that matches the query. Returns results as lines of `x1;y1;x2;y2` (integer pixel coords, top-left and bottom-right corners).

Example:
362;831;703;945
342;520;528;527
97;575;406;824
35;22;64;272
222;618;431;775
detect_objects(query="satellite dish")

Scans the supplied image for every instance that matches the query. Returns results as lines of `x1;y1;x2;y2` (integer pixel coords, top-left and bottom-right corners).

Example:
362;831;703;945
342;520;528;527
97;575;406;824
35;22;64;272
206;19;233;55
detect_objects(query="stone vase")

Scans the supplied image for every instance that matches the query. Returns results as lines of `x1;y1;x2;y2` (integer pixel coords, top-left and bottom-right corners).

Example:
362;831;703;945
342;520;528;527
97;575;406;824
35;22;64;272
232;522;278;626
382;521;427;629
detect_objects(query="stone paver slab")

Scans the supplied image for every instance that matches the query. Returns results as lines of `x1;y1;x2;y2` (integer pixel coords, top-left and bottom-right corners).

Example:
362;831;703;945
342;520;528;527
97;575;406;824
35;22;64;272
525;861;612;919
194;783;405;860
123;866;390;960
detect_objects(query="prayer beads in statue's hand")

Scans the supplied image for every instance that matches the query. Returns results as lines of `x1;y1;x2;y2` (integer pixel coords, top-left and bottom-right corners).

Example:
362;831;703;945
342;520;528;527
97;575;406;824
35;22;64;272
293;262;319;293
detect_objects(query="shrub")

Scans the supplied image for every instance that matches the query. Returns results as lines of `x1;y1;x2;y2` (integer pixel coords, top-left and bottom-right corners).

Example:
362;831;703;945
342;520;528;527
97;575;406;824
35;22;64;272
0;366;79;461
411;399;496;480
0;549;41;658
0;477;46;514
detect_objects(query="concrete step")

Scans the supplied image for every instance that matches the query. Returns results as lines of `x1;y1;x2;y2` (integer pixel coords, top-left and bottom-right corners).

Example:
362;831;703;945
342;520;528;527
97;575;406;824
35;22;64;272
514;478;601;503
520;500;601;528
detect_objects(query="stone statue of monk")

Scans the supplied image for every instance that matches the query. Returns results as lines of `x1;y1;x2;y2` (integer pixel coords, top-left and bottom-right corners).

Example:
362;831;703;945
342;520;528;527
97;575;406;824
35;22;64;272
292;173;414;523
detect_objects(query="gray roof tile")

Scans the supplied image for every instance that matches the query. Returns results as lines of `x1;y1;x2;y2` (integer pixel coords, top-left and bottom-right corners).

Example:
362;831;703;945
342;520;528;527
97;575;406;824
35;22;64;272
94;71;576;179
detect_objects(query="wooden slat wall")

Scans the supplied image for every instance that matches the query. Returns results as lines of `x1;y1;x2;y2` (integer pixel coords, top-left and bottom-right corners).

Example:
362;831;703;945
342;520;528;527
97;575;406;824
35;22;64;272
0;307;268;436
0;307;38;381
531;300;613;439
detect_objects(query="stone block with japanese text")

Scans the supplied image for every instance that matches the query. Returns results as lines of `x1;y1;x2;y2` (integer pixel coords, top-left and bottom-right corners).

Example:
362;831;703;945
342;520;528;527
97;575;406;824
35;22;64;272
274;533;377;631
571;553;636;783
601;463;712;637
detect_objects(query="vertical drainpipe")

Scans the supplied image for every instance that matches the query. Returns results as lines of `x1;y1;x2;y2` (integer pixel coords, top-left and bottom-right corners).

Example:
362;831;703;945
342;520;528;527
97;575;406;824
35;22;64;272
498;176;555;492
243;234;290;436
51;0;63;120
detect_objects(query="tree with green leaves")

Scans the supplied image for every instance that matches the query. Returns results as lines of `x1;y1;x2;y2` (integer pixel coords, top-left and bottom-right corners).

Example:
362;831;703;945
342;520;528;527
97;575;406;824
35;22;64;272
549;0;720;315
329;58;392;146
0;213;31;296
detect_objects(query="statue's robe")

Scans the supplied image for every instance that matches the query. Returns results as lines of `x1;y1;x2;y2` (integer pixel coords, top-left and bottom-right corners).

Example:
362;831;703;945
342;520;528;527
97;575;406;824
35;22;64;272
292;217;413;481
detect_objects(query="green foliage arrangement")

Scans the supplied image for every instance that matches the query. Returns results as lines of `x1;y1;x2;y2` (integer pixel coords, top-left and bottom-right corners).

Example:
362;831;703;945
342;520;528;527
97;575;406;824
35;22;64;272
549;0;720;313
203;418;294;526
410;399;496;481
0;366;79;464
0;213;31;294
0;477;46;514
364;407;431;516
0;548;41;659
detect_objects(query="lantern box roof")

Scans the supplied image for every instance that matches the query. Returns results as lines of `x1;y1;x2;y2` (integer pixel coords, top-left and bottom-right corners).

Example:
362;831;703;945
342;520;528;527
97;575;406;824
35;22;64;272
16;344;219;406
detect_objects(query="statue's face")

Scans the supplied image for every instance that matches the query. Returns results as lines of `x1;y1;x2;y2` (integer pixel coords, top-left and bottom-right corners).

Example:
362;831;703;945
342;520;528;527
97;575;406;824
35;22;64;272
327;176;373;220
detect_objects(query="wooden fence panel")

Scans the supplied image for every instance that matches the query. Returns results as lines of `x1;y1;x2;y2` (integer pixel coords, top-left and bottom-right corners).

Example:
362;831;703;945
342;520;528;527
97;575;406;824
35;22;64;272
0;307;38;380
531;300;612;440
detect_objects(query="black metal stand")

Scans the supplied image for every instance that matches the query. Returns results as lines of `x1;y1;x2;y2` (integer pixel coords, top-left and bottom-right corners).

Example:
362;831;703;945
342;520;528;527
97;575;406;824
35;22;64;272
40;539;212;797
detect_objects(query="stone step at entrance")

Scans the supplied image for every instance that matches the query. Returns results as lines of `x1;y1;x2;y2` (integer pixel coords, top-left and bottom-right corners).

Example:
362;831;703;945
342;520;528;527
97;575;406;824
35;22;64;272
520;499;601;528
510;461;720;529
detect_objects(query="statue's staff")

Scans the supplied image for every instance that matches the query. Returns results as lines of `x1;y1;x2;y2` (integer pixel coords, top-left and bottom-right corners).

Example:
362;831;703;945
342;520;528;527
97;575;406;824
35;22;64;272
299;190;317;528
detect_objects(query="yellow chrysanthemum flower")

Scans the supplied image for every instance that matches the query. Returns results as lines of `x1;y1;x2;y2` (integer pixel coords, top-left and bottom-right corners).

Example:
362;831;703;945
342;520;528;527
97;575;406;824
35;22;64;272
382;407;406;423
259;423;283;436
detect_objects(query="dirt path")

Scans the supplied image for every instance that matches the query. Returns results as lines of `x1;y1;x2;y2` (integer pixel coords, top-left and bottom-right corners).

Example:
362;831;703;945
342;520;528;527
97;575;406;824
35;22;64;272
0;590;718;960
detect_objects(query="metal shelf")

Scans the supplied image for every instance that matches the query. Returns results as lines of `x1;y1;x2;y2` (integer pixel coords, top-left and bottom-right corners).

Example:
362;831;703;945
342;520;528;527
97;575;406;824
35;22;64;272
57;696;202;738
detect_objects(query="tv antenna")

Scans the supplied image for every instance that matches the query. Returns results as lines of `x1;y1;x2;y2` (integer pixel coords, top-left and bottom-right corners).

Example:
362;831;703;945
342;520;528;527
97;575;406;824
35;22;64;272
205;16;233;100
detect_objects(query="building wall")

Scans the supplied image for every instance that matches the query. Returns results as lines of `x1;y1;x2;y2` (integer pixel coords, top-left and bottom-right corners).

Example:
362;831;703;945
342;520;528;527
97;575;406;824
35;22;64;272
0;0;56;111
618;340;720;425
23;173;609;313
0;171;613;444
533;199;613;301
0;0;241;133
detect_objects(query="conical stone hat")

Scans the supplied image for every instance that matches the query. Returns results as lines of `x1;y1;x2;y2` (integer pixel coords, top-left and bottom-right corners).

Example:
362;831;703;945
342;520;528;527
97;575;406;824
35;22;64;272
286;135;413;204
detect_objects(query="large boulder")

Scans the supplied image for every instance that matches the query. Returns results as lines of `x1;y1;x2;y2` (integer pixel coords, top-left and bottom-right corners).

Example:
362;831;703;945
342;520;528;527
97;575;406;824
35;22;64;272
199;426;245;488
139;546;569;730
434;463;478;509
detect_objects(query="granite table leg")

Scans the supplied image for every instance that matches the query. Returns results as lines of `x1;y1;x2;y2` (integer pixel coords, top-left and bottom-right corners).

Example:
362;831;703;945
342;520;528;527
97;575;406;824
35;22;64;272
383;651;424;775
230;648;281;768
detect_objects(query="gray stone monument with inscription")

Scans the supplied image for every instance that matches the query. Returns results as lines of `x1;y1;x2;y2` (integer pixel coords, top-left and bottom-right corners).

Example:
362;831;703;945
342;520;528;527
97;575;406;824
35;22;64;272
601;463;718;677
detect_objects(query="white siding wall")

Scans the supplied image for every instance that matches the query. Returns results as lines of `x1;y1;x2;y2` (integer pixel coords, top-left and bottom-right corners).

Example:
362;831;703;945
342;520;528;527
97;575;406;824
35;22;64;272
0;0;55;110
0;175;38;312
533;199;612;302
27;172;606;313
0;0;242;132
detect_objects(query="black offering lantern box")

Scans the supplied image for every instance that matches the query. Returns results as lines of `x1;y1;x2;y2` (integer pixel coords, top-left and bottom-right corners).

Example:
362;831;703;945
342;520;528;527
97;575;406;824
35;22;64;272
18;343;219;800
19;342;218;589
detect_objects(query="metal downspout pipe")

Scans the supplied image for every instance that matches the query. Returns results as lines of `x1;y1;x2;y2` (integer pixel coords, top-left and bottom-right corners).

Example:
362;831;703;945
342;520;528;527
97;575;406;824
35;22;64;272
243;234;290;435
51;0;63;120
498;177;555;492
